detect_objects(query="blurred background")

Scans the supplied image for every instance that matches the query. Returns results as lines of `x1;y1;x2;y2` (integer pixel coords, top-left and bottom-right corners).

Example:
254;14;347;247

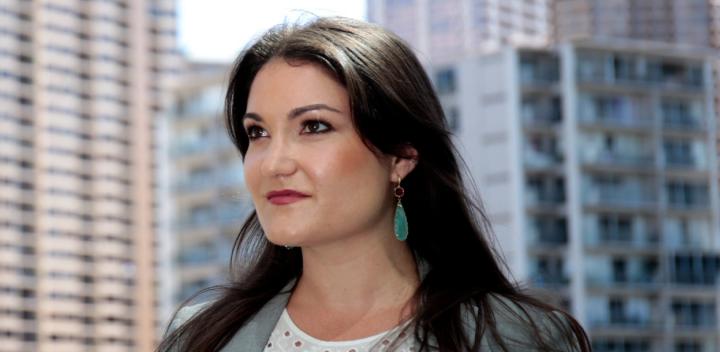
1;0;719;351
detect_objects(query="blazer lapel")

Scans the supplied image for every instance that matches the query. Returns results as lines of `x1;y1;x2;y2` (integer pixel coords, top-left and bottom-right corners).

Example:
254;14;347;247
221;280;296;352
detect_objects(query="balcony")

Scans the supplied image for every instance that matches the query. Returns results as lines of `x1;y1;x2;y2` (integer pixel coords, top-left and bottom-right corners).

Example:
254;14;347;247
671;254;720;286
536;230;568;246
586;231;660;249
576;52;704;91
585;151;655;169
666;189;710;211
524;149;563;168
520;53;559;86
531;272;570;288
579;114;654;130
665;228;712;250
664;156;704;171
522;97;562;127
662;114;704;132
586;273;661;289
526;189;565;206
590;316;658;331
671;316;717;331
577;94;654;131
583;185;656;209
591;339;652;352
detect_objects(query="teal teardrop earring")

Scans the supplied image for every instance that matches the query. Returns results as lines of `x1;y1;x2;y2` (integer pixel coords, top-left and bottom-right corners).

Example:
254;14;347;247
393;176;409;241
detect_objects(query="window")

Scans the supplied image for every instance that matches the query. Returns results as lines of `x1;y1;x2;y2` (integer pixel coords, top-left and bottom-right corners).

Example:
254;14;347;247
533;216;567;244
612;258;627;283
609;298;624;323
598;214;633;242
592;339;650;352
675;341;701;352
673;254;720;285
446;106;460;132
526;175;565;204
664;139;693;167
666;181;709;208
434;68;456;94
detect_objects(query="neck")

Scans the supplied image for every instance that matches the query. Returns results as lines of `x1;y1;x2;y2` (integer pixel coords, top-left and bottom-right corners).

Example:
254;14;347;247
289;231;420;317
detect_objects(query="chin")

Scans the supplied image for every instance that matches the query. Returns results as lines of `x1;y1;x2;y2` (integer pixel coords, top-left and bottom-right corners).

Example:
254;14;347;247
264;229;307;247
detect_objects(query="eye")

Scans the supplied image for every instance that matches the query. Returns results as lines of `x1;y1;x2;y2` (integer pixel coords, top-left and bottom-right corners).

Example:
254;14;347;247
245;125;267;140
301;119;332;134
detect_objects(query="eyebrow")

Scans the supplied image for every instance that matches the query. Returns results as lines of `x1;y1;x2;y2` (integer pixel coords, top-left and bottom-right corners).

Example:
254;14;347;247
242;103;343;122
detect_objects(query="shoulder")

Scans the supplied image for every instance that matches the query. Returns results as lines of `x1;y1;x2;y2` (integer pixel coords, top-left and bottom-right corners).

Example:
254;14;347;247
164;283;295;350
166;301;212;335
464;293;580;351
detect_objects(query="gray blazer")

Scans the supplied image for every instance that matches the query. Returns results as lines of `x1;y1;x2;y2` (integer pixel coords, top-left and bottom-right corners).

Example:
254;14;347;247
168;263;580;351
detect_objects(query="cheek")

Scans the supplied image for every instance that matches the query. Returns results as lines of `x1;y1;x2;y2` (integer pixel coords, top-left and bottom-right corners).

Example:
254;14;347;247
312;142;388;197
242;153;262;198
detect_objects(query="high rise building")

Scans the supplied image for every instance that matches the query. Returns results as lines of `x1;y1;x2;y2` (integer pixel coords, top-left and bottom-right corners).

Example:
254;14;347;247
367;0;553;65
165;62;251;307
553;0;720;49
553;0;720;165
433;41;719;351
0;0;180;351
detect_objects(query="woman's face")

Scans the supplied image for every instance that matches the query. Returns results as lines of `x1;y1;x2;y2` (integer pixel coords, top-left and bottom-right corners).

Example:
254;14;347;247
242;58;398;247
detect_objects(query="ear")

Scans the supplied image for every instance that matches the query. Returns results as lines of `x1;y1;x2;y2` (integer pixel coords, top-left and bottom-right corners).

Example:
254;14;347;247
389;144;419;182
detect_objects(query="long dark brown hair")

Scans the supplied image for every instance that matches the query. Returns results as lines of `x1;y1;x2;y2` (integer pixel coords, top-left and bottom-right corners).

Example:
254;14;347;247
159;17;591;351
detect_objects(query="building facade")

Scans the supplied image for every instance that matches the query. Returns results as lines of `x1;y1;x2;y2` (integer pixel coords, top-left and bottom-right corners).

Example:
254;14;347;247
165;63;251;308
434;42;719;351
367;0;553;65
553;0;720;168
0;0;180;350
553;0;720;49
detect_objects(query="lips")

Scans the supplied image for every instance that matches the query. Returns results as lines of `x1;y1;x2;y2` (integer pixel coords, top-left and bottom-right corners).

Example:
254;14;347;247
266;189;310;205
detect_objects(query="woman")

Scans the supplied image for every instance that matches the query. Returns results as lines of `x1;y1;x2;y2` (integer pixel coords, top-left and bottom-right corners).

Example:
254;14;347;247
160;17;590;351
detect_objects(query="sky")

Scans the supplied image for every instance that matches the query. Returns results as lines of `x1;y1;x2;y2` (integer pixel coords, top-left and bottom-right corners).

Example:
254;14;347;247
178;0;367;62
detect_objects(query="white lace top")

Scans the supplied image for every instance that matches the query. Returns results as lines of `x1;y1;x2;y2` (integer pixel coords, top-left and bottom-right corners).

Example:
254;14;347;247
264;309;417;352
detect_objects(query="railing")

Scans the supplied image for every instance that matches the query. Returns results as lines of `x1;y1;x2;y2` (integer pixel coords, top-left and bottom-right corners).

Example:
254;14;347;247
535;232;568;245
578;113;654;129
667;198;710;210
586;273;661;287
590;318;659;329
665;156;694;165
531;273;570;287
663;117;704;131
526;190;565;206
589;152;655;167
524;150;564;168
577;64;703;91
520;61;559;86
584;186;656;207
522;111;562;126
587;232;660;248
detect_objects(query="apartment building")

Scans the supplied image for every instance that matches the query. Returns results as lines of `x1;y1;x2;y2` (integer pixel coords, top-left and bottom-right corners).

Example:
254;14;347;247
553;0;720;169
434;41;719;351
165;63;251;308
367;0;552;65
0;0;180;351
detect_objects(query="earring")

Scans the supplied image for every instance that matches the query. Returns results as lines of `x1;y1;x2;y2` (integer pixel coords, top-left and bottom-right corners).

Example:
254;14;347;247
394;176;408;241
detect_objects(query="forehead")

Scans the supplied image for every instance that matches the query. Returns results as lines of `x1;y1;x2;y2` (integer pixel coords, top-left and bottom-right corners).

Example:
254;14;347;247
246;58;349;114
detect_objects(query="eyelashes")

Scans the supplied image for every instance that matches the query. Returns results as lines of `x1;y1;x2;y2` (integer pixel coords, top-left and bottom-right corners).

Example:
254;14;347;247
301;119;331;134
245;125;267;140
244;119;333;140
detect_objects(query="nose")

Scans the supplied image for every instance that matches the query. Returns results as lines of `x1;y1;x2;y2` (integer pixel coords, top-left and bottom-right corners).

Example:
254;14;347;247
260;137;298;178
